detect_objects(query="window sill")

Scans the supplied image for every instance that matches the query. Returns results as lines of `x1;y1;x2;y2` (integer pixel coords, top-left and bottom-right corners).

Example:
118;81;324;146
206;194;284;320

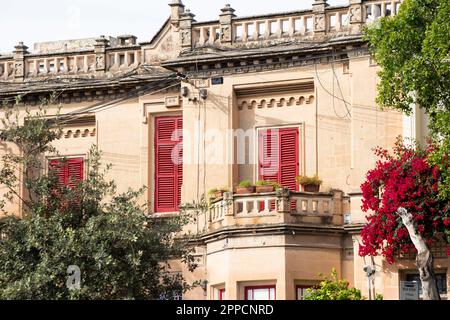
149;212;179;218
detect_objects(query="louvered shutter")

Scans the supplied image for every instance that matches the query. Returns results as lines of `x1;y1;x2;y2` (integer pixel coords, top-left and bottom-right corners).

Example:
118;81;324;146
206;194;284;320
49;157;84;187
49;159;67;186
279;128;299;192
259;127;299;190
155;116;183;213
177;118;183;209
259;129;279;183
67;158;84;188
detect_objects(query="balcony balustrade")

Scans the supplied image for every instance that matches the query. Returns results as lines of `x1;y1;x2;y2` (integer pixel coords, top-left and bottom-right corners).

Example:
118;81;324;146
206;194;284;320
205;188;346;232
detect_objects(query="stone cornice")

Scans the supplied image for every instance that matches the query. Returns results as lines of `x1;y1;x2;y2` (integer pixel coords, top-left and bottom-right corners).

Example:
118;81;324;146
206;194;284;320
162;36;368;79
193;223;346;244
0;74;179;106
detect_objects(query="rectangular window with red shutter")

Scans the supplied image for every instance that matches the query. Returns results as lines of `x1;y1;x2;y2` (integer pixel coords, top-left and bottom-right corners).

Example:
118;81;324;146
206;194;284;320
219;288;225;300
49;157;84;188
259;127;299;192
155;116;183;213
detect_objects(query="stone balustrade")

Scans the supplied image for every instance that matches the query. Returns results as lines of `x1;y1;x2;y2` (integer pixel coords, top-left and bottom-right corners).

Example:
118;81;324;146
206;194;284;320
0;37;142;81
0;59;15;80
25;53;95;77
291;192;333;216
205;189;345;231
234;193;278;216
209;198;228;223
188;0;403;49
20;50;141;78
363;0;402;21
0;1;405;82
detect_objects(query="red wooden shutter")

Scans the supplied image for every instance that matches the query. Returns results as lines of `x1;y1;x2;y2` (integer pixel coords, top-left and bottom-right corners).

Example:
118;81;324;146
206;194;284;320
67;158;84;188
219;289;225;300
49;157;84;187
259;127;299;190
49;159;67;186
259;129;279;183
177;119;183;208
279;128;299;192
155;116;183;213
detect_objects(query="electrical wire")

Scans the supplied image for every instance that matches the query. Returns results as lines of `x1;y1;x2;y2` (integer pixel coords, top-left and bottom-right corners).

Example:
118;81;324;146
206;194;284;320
56;78;180;126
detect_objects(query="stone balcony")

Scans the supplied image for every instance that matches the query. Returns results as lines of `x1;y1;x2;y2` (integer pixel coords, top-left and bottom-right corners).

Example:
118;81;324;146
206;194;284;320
203;188;348;233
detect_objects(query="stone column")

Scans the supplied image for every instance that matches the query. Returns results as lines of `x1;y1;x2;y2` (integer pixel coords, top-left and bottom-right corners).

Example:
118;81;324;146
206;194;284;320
312;0;328;37
276;188;291;214
53;58;58;74
223;192;235;227
219;4;236;45
13;42;28;81
169;0;185;27
134;51;139;65
331;189;344;225
63;57;68;73
83;55;89;73
349;0;364;34
94;35;108;74
114;52;119;68
179;9;195;49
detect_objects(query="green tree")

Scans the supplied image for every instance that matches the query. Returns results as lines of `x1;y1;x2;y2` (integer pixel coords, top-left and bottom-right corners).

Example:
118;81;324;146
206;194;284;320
363;0;450;198
304;269;363;300
0;99;198;300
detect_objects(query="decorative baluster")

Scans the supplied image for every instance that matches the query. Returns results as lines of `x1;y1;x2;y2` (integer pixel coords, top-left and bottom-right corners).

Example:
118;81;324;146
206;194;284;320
264;198;270;213
198;28;205;46
288;17;295;37
336;13;342;31
251;199;257;214
242;200;248;215
244;23;249;41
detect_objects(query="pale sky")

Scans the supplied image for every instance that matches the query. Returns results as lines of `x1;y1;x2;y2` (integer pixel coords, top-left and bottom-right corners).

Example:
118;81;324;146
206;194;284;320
0;0;348;53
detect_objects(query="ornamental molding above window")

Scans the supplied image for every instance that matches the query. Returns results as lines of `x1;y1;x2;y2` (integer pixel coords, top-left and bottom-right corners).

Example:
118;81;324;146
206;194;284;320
62;127;96;139
237;94;315;111
54;115;97;139
234;79;315;111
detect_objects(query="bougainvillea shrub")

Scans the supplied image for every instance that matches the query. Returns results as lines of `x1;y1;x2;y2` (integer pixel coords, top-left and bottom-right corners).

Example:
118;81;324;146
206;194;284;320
359;138;450;264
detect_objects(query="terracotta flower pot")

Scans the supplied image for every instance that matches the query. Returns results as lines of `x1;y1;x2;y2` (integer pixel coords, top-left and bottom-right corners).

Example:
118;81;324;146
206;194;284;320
256;185;275;193
214;190;226;199
303;184;320;193
235;186;256;194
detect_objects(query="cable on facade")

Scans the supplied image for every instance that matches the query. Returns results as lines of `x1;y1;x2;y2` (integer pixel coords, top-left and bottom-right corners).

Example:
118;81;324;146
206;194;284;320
56;78;181;126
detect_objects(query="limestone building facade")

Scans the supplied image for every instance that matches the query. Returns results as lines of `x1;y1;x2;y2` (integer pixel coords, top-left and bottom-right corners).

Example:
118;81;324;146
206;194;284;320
0;0;448;300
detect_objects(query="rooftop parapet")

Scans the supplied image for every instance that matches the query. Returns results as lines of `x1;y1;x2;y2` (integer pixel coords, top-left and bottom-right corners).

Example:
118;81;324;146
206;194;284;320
0;35;142;82
186;0;403;50
0;0;404;82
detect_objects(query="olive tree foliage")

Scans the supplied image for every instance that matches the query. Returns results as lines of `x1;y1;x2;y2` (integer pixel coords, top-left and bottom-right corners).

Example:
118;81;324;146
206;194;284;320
363;0;450;198
0;97;198;300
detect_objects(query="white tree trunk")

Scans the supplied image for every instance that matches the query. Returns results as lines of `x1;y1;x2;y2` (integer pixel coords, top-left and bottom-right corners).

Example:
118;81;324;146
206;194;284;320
397;207;441;300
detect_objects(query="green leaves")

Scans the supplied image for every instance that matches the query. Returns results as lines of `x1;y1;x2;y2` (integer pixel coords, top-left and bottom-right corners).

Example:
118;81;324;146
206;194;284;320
304;269;363;301
363;0;450;200
0;99;197;300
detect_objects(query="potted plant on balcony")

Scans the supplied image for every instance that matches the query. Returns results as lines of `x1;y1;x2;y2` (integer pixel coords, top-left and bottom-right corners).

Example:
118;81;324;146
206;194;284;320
255;180;281;193
235;180;256;194
296;175;323;193
208;187;229;200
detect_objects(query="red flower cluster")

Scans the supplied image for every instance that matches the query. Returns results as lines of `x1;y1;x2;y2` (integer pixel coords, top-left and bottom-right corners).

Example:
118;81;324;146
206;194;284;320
359;140;450;264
